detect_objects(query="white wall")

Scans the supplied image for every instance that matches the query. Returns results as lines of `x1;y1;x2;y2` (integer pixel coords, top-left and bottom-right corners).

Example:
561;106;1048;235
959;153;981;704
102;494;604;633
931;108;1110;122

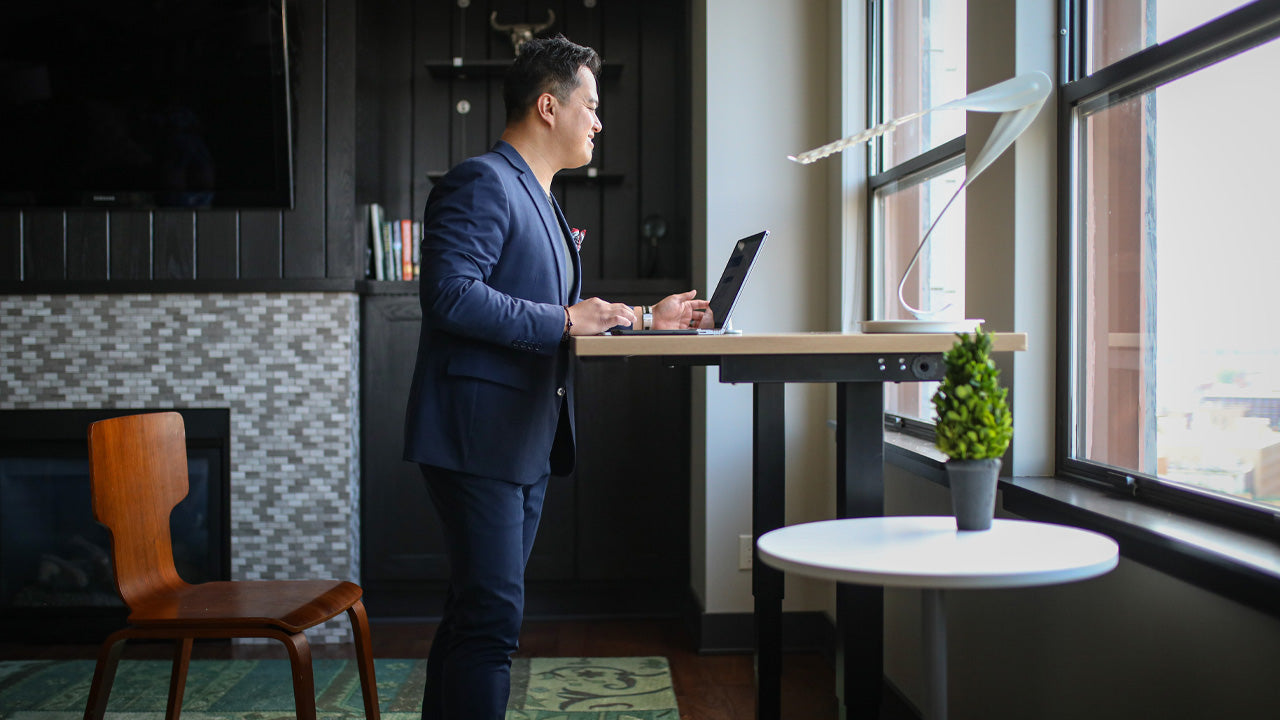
691;0;838;614
691;2;1280;717
964;0;1058;476
891;2;1280;717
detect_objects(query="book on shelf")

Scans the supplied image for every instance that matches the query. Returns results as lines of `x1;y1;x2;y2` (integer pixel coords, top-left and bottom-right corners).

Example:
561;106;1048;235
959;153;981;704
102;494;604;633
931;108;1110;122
381;221;394;280
367;203;385;280
365;203;420;282
412;220;421;279
391;221;402;281
400;218;414;281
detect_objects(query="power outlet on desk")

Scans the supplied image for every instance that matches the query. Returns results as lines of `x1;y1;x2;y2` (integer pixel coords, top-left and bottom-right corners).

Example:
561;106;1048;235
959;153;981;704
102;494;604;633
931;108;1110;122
738;534;753;570
911;354;944;380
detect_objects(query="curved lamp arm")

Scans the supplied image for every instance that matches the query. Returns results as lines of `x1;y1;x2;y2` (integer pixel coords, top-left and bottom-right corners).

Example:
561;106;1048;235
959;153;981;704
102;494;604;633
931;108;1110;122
789;72;1052;319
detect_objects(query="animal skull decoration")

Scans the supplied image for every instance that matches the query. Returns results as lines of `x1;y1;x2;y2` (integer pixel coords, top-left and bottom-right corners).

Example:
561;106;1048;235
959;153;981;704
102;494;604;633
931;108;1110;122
490;10;556;56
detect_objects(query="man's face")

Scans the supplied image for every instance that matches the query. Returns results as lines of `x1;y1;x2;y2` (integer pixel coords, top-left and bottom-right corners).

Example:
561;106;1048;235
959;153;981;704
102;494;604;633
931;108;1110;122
555;65;602;170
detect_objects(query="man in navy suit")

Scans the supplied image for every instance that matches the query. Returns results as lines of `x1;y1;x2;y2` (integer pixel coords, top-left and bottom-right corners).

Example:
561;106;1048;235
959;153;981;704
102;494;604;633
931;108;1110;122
402;35;708;719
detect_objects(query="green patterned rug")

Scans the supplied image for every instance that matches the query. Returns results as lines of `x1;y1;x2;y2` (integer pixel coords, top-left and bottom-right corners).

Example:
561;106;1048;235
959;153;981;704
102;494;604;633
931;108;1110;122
0;657;678;719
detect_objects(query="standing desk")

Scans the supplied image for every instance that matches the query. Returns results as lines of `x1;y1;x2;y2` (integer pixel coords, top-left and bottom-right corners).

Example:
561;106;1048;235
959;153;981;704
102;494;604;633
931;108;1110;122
573;332;1027;719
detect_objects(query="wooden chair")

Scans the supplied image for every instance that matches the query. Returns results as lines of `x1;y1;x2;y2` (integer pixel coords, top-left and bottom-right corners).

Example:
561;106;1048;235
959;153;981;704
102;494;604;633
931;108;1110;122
84;411;379;720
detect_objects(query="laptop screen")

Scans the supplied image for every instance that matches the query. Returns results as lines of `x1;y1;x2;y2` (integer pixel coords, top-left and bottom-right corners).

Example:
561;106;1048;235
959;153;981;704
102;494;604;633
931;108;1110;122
707;231;769;330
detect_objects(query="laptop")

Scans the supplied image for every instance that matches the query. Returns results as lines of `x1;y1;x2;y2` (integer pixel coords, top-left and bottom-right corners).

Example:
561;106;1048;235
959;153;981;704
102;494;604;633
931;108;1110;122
609;230;769;335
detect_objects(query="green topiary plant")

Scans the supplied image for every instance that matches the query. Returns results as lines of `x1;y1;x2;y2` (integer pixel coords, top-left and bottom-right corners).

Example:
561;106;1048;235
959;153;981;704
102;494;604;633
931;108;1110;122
931;326;1013;460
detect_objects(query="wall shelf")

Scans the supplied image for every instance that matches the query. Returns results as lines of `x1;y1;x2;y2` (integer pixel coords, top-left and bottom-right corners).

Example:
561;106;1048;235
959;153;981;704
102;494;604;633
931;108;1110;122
359;279;419;296
426;169;623;185
358;279;691;299
0;279;360;295
424;60;622;80
581;278;691;297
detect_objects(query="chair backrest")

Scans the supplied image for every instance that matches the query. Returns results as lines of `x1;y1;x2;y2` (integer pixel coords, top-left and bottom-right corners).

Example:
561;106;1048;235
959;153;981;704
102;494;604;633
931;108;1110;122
88;412;191;607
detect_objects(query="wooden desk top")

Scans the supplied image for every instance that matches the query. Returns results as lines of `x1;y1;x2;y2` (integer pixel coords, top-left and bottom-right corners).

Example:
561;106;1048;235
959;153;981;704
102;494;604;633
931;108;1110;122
572;331;1027;358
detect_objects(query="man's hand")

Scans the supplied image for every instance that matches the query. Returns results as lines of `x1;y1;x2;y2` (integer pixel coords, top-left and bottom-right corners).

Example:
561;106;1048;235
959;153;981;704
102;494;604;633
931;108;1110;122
651;290;711;330
567;298;637;335
695;306;715;329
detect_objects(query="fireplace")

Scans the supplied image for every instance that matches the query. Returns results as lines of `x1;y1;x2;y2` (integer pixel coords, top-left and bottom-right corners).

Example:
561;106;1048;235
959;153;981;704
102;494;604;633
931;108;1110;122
1;292;361;643
0;408;230;642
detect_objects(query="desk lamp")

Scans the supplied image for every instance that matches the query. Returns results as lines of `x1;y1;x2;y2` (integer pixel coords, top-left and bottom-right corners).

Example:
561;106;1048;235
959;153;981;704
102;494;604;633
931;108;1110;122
789;71;1052;333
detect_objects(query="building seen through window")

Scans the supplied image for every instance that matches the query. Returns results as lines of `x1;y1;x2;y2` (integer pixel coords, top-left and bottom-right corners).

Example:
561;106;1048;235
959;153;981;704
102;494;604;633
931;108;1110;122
1067;0;1280;514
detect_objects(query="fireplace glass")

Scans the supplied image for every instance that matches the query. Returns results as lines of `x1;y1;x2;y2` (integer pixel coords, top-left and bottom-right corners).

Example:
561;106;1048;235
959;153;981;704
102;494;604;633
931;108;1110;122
0;409;229;641
0;452;220;608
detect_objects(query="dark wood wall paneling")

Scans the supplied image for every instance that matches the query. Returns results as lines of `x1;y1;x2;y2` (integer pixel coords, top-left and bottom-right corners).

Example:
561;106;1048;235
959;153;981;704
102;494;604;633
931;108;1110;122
640;1;688;280
0;0;357;289
598;1;638;281
286;0;324;280
327;0;359;280
240;212;283;279
109;213;152;280
564;2;606;285
359;0;690;290
358;1;693;618
0;214;18;282
22;213;64;281
154;214;195;280
66;212;108;281
197;213;240;280
360;291;692;613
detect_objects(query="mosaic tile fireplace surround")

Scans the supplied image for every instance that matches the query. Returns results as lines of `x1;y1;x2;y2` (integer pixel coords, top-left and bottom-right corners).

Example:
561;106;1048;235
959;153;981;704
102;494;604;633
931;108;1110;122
0;293;361;643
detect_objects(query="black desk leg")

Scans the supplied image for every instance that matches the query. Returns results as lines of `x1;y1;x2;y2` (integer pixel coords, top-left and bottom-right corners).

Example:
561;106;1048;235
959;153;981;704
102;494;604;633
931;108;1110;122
753;382;785;720
836;382;885;718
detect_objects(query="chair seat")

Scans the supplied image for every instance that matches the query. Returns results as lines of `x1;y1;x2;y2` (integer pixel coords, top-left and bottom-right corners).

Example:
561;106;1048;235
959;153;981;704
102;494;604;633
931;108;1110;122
129;580;364;634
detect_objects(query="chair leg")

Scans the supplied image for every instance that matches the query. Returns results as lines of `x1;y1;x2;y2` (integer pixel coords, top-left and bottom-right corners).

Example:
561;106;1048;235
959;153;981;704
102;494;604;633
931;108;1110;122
165;637;193;720
347;600;381;720
84;630;129;720
277;630;318;720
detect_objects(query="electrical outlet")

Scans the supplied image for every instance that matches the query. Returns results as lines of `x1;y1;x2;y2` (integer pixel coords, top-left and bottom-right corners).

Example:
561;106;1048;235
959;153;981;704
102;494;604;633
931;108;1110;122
738;534;753;570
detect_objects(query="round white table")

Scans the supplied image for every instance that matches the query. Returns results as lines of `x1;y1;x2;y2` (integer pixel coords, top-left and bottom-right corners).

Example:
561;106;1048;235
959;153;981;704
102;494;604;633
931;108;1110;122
757;516;1119;720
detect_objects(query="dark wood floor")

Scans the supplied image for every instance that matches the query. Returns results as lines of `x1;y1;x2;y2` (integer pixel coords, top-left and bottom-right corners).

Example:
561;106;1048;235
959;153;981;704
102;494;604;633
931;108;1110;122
0;617;917;719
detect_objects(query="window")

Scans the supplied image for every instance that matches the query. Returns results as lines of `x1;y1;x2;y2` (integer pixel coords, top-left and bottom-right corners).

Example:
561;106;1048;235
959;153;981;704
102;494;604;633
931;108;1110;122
1061;1;1280;525
874;0;966;167
1082;0;1257;73
869;0;966;423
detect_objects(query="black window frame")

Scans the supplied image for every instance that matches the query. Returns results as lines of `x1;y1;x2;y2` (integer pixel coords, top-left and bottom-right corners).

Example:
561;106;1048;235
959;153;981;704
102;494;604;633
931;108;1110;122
1055;0;1280;539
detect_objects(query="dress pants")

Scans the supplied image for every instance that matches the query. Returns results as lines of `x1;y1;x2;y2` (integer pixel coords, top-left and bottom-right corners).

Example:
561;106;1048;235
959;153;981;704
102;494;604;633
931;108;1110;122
419;464;549;720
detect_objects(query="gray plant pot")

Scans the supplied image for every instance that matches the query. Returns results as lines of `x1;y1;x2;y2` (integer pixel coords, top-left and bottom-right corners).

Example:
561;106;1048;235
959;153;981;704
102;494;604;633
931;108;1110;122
946;458;1002;531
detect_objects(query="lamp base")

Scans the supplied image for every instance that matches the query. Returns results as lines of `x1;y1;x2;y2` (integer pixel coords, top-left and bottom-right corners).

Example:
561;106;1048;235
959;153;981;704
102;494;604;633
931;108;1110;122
859;318;984;334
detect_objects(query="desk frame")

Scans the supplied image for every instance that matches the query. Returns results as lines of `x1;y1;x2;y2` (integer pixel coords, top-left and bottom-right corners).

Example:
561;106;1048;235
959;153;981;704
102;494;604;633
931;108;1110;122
574;333;1026;720
730;358;893;720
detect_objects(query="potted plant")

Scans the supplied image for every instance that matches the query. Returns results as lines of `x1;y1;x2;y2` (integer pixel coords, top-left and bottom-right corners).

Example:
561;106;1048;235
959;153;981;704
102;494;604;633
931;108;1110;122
931;326;1013;530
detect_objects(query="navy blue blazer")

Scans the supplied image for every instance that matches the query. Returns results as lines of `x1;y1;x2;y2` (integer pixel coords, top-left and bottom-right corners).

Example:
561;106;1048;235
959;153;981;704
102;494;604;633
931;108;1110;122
403;141;583;484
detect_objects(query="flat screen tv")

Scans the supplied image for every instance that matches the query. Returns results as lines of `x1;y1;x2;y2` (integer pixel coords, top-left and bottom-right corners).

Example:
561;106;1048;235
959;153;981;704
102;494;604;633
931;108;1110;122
0;0;294;209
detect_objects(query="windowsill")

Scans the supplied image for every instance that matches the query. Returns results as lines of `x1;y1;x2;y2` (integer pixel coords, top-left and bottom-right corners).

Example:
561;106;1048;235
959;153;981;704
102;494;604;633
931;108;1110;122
885;431;1280;621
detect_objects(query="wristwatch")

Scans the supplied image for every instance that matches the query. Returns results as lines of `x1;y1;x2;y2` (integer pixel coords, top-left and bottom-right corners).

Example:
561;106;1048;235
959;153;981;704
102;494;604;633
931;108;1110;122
642;305;653;330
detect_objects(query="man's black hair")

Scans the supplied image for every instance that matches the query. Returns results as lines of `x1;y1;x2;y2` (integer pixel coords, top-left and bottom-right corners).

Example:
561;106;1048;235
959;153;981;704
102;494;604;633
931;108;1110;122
503;34;601;124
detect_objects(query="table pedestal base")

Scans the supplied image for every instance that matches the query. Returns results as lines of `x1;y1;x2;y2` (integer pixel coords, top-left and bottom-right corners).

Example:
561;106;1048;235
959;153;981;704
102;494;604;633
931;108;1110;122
922;588;947;720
